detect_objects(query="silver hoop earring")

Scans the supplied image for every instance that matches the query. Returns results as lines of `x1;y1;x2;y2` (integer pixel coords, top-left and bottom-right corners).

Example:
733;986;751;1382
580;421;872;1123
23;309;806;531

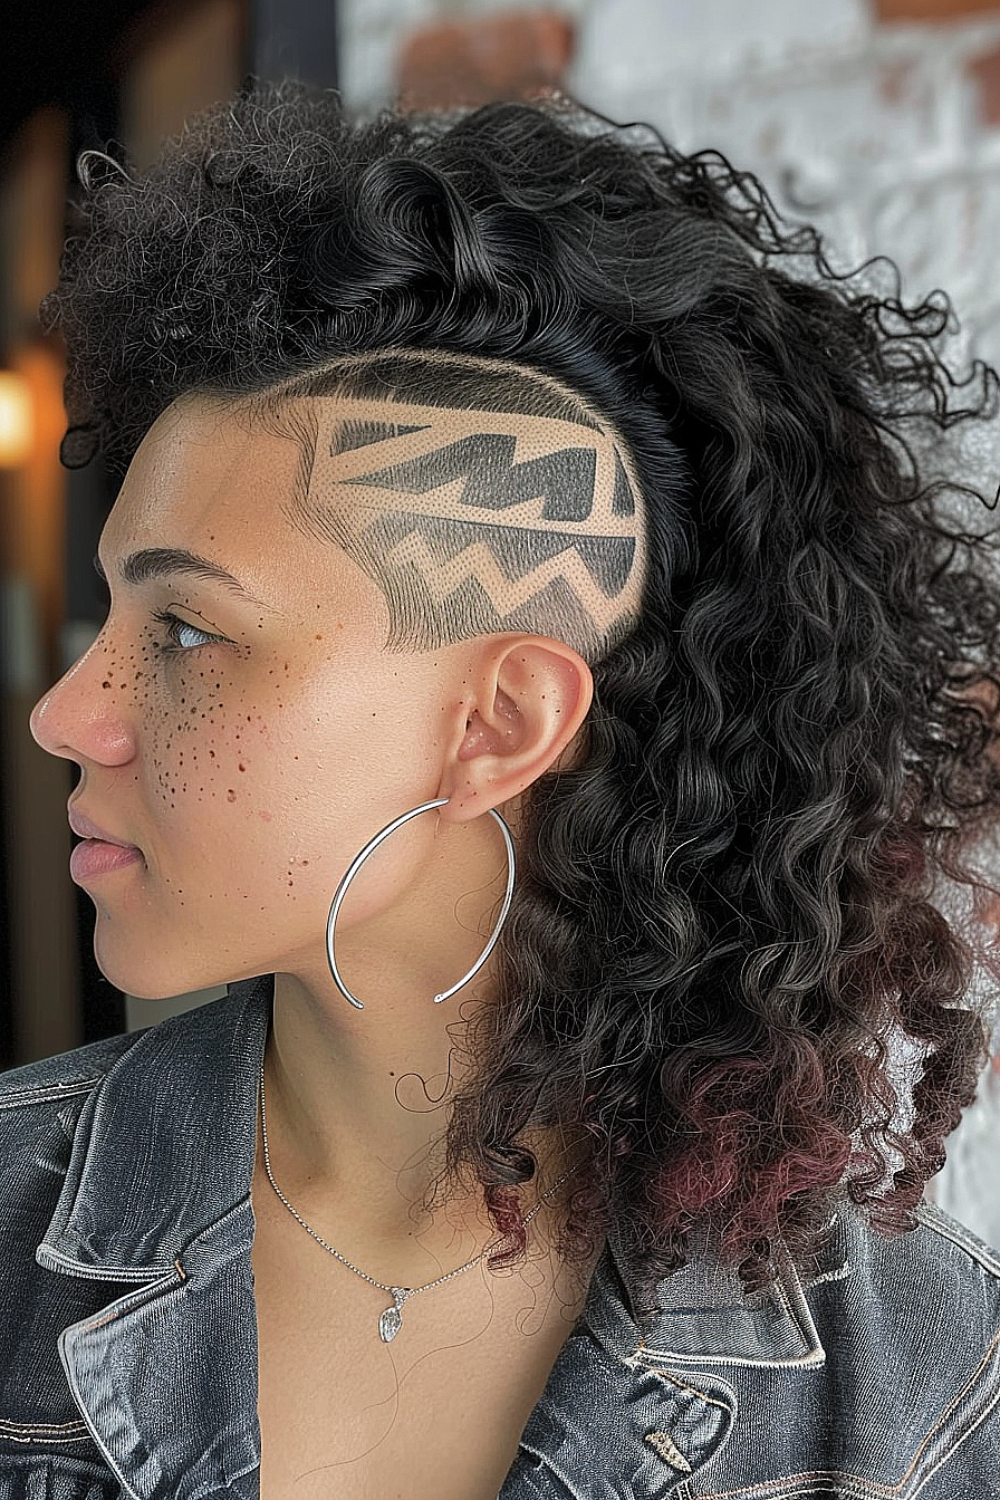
326;797;516;1011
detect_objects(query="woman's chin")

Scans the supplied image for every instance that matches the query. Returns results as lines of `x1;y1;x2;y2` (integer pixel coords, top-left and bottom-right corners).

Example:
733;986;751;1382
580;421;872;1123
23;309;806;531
90;934;208;1003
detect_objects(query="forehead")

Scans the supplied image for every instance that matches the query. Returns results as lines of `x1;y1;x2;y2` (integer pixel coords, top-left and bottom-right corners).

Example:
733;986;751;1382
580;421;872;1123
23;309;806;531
101;397;397;639
99;396;315;613
108;394;300;536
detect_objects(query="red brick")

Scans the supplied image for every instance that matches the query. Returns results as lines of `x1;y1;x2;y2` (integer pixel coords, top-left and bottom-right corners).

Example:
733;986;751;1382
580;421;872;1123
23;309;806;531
875;0;1000;20
397;10;575;111
968;40;1000;124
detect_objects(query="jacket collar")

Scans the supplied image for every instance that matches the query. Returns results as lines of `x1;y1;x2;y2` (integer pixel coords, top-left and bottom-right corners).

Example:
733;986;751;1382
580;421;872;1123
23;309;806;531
38;973;270;1281
37;974;840;1499
37;975;272;1500
603;1206;841;1371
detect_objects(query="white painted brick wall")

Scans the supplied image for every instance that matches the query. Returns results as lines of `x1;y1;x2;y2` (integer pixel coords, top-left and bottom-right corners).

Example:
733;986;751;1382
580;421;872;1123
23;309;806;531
337;0;1000;1248
576;0;870;90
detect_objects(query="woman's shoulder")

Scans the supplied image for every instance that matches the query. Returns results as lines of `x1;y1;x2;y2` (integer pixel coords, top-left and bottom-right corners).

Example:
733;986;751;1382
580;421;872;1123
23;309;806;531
0;1030;148;1213
907;1198;1000;1284
0;975;270;1132
847;1197;1000;1344
0;979;270;1265
0;1028;160;1493
0;981;262;1211
809;1198;1000;1362
0;1029;144;1114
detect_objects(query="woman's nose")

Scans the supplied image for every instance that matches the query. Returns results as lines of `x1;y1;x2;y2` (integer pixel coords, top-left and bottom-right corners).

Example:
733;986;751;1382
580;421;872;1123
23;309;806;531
29;635;137;767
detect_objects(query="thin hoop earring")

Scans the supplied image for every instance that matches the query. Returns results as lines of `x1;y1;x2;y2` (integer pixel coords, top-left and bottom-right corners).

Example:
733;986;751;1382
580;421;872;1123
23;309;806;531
326;796;516;1010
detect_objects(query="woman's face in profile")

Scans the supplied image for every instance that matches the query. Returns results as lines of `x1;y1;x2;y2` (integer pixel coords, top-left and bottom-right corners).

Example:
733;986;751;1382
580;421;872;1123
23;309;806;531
28;393;476;1001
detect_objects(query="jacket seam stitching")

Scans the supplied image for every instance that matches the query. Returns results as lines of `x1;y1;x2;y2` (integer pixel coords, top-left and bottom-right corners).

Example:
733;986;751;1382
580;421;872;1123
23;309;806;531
0;1080;101;1109
36;1243;176;1284
914;1202;1000;1279
799;1259;850;1289
0;1428;92;1446
624;1350;733;1414
912;1361;1000;1494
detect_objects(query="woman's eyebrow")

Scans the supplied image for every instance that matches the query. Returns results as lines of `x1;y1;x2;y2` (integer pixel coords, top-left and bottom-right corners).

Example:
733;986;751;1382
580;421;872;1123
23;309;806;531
93;546;279;612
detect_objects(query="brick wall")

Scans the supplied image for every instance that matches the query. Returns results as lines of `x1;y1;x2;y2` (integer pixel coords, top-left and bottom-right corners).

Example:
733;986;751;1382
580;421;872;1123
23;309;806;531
337;0;1000;1248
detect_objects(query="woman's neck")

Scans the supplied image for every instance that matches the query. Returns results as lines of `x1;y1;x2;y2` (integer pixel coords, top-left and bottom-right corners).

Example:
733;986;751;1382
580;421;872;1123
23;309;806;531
258;966;585;1275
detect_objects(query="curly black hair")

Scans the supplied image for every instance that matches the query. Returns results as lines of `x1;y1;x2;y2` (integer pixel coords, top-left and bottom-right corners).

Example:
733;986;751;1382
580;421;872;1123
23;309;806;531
43;80;1000;1296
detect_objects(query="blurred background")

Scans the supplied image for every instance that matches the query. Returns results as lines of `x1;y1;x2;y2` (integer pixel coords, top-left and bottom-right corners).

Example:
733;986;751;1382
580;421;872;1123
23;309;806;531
2;0;1000;1242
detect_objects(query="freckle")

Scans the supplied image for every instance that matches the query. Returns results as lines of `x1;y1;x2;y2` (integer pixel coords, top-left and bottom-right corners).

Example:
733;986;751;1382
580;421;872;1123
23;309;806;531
315;634;323;640
301;859;308;865
227;789;236;802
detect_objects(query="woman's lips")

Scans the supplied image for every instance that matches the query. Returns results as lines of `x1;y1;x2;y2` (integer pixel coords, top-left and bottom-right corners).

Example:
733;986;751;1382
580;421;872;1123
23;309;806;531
67;802;139;848
69;839;144;881
67;801;144;881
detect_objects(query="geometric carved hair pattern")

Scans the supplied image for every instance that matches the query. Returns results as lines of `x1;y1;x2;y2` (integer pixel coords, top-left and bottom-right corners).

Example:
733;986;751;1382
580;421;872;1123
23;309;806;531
274;350;649;661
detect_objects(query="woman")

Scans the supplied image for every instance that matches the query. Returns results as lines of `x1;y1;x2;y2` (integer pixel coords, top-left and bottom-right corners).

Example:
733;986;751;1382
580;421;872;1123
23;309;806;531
2;81;1000;1498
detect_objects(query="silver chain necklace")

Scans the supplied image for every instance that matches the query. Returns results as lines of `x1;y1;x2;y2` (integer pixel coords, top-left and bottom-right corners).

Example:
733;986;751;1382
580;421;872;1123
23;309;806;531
258;1056;581;1343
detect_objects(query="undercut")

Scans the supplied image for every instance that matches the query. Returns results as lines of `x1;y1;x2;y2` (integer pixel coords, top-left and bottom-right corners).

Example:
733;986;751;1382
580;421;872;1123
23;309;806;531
256;349;649;663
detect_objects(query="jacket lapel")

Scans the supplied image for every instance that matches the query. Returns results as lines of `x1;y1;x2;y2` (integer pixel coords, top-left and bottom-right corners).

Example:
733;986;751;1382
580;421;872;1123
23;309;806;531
504;1211;841;1496
505;1248;737;1497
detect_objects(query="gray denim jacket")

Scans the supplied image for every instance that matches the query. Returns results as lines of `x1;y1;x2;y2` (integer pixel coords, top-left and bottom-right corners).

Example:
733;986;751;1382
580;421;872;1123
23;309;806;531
2;971;999;1499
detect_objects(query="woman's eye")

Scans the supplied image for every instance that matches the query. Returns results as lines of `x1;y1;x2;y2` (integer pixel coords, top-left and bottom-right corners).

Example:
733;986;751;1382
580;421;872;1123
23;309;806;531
151;608;226;655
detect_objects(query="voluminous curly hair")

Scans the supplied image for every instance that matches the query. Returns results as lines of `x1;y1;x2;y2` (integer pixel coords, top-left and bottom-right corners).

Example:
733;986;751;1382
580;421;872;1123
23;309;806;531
44;80;1000;1296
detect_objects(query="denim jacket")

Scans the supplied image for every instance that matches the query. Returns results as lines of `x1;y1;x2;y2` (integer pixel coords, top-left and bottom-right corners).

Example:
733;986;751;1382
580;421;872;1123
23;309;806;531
2;971;999;1499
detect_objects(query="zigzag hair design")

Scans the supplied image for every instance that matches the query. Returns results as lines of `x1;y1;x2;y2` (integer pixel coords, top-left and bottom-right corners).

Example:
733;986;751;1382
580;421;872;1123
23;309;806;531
269;349;649;662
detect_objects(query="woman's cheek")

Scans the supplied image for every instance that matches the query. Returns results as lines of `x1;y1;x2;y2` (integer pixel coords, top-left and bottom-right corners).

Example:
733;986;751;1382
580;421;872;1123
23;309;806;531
139;642;247;813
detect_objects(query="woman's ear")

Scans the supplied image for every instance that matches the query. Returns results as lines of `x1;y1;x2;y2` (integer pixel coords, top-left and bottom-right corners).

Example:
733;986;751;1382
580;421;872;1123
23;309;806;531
440;634;593;822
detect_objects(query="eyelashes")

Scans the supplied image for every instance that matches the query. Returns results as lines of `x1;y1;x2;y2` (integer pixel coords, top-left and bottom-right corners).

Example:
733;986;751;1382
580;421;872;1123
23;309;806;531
150;608;228;656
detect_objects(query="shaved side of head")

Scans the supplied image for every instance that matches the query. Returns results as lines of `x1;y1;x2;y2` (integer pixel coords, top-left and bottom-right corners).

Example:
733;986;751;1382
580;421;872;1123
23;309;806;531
256;348;649;663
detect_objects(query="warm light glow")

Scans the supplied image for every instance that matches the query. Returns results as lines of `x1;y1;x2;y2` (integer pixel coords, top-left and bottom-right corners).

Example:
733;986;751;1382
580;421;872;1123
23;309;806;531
0;370;35;467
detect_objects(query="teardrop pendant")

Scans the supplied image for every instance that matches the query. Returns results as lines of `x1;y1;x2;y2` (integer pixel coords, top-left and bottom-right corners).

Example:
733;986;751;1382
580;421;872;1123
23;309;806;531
378;1287;409;1342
